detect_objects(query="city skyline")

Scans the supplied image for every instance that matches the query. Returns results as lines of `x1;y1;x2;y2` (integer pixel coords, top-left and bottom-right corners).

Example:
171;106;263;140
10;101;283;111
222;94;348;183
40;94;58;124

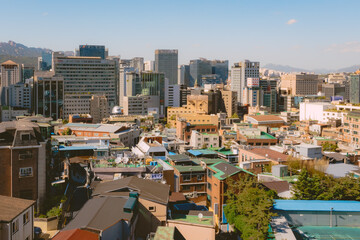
1;0;360;70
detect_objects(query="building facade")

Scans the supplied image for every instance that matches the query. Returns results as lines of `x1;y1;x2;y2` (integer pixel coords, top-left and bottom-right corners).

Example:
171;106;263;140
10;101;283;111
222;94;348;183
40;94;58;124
155;49;178;85
90;95;109;123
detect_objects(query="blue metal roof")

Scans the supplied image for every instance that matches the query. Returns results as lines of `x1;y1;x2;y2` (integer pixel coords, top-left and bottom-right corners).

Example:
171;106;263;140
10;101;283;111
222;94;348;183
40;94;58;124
274;200;360;212
169;152;176;155
187;149;203;156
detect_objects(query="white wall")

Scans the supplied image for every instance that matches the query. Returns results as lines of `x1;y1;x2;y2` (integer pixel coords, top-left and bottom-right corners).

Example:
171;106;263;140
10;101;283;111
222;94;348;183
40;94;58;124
299;102;333;122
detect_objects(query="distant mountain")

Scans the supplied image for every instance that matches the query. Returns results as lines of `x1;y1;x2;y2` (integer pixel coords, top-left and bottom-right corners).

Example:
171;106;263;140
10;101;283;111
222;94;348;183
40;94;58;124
0;40;74;67
262;64;308;73
263;63;360;74
0;40;50;57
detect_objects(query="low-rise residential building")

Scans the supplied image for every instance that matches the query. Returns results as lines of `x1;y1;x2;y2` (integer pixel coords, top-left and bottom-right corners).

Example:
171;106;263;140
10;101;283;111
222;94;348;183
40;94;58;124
295;144;323;159
173;165;207;202
0;195;35;240
189;131;219;149
176;119;218;143
0;121;46;207
68;114;93;123
340;110;360;148
238;147;288;173
206;162;253;226
132;136;168;158
169;113;219;129
237;127;278;146
0;106;29;122
245;115;285;128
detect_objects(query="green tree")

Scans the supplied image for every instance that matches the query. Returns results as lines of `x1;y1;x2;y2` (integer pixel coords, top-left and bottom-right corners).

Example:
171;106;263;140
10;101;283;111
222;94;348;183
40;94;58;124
321;142;338;152
61;127;72;135
224;177;276;240
231;113;239;119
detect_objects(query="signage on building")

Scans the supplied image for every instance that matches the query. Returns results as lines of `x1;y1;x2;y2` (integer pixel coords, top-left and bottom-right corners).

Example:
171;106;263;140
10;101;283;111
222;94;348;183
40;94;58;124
150;173;163;180
330;96;343;101
247;78;259;87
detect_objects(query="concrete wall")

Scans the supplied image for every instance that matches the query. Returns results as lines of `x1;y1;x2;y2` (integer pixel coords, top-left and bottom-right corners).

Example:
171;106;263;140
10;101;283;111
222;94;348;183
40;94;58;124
34;216;58;232
279;211;360;227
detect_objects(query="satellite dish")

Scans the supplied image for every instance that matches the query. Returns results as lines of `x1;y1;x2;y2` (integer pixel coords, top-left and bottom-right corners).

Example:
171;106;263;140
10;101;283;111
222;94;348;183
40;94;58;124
198;213;203;221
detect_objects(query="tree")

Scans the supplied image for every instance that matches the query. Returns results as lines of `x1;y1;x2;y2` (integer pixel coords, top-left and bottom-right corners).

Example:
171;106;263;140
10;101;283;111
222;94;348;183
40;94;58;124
61;127;72;135
321;142;338;152
231;113;239;119
224;177;276;240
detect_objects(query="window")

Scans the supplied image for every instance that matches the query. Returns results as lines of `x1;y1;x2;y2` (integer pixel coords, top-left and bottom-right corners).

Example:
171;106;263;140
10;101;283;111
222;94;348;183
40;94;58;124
196;185;203;191
21;133;30;141
183;175;191;181
182;185;191;191
19;150;32;160
19;167;33;178
197;175;203;181
148;206;156;212
207;170;212;178
12;219;19;234
207;183;212;191
23;211;29;225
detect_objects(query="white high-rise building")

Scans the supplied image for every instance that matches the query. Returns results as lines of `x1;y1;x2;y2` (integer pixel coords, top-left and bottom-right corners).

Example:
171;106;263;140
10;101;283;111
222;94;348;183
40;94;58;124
165;78;180;107
230;60;260;104
144;60;155;71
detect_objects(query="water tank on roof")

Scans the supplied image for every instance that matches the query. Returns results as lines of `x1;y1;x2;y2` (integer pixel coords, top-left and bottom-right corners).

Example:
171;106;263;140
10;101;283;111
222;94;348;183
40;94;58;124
112;106;122;114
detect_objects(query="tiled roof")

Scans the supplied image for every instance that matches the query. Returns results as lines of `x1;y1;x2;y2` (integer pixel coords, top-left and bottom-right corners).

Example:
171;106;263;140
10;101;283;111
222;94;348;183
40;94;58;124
262;181;290;194
247;148;288;162
1;60;17;65
52;229;99;240
0;195;35;222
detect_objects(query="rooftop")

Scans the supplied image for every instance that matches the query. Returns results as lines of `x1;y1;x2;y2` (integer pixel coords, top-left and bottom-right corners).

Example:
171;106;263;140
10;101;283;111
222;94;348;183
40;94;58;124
247;115;285;123
274;200;360;212
171;211;213;226
52;229;99;240
0;195;35;222
208;162;253;180
245;147;288;162
174;165;205;173
296;226;360;240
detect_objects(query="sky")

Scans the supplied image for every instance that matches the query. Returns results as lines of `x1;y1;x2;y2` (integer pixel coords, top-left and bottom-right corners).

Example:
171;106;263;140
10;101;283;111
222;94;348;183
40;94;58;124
1;0;360;70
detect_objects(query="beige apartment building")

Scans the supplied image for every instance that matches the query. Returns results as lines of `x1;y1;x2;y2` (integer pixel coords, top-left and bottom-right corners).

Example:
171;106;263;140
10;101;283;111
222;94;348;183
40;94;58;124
220;90;237;118
280;73;320;96
90;95;109;123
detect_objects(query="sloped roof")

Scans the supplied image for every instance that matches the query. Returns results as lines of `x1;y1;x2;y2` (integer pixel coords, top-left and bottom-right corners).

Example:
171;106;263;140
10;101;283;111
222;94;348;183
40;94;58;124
1;60;17;65
262;181;290;193
0;195;35;222
63;197;133;231
248;115;285;123
208;162;253;180
247;148;288;162
52;229;99;240
92;176;170;205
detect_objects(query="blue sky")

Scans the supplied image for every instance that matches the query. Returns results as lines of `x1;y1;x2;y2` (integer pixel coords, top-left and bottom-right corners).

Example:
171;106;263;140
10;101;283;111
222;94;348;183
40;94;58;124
1;0;360;69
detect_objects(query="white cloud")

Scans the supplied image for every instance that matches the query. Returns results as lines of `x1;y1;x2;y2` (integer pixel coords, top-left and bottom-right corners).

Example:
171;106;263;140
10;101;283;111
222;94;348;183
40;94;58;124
325;41;360;53
287;19;297;25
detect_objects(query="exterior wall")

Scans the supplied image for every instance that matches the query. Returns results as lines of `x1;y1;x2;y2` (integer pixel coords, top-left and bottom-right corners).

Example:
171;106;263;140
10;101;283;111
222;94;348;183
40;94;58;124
299;102;334;122
101;220;131;240
139;198;167;230
0;205;34;240
190;131;219;149
0;148;12;196
90;95;109;123
237;134;277;146
167;221;215;240
173;168;207;198
341;113;360;148
279;211;360;227
220;90;237;118
168;113;218;129
176;121;218;142
281;73;319;96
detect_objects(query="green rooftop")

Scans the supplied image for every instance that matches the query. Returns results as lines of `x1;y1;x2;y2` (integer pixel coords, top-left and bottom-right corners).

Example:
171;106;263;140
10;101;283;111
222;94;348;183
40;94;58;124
296;226;360;239
171;214;213;226
154;226;176;240
209;161;254;180
173;165;205;173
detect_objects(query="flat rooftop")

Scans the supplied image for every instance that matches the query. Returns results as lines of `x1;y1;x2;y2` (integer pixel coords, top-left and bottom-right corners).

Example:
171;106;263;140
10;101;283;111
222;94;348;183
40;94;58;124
296;226;360;240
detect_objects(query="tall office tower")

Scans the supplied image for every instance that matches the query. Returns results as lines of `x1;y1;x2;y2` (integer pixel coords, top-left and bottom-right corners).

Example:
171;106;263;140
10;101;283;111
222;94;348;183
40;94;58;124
259;79;278;112
230;60;260;104
189;59;212;87
34;71;64;119
179;64;190;86
322;83;346;100
211;60;229;84
280;73;319;96
0;60;21;106
77;45;108;59
90;95;109;123
126;71;165;115
51;51;65;72
155;49;178;85
144;60;155;71
165;78;180;107
119;65;135;107
130;57;144;72
38;51;52;70
350;75;360;104
53;56;117;117
8;83;32;109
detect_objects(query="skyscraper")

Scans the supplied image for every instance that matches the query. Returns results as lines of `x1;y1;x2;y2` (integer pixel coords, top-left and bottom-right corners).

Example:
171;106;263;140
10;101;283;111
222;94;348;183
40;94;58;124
38;51;52;71
0;60;21;106
230;60;260;104
77;45;108;59
53;56;117;117
34;71;64;119
189;59;212;87
155;49;178;85
350;74;360;104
